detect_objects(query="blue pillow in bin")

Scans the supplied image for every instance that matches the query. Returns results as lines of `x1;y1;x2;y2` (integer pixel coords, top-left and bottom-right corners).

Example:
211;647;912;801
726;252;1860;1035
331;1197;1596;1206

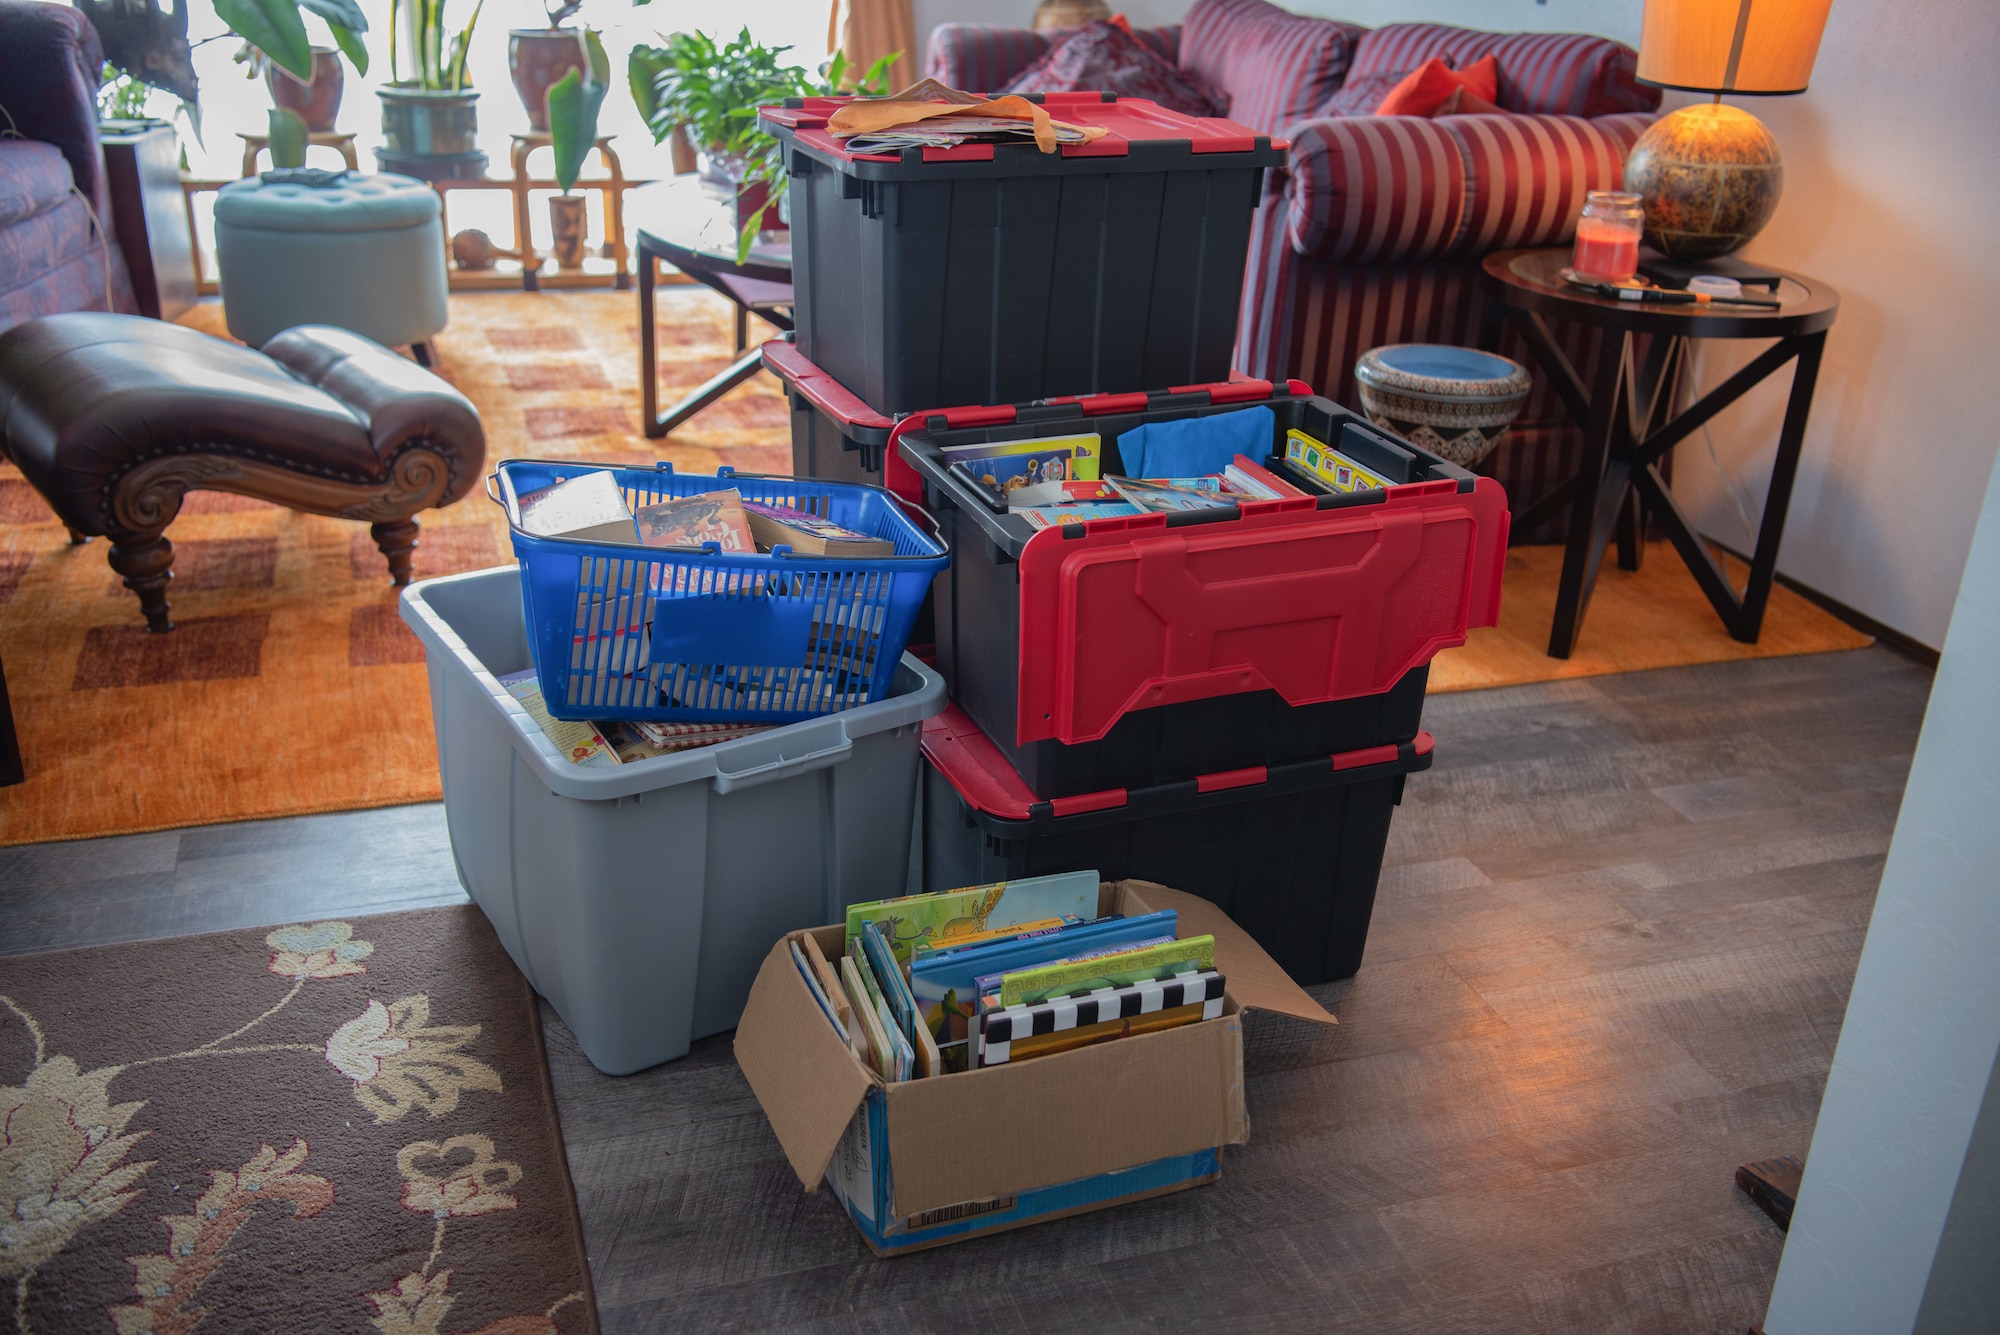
1115;405;1275;479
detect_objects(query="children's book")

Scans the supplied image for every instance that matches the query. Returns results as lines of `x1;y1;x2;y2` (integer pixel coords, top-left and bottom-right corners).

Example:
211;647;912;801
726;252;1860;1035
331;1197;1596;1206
1224;455;1307;500
517;470;636;543
910;915;1080;959
845;871;1101;965
1006;478;1121;509
1107;476;1236;514
800;932;852;1034
1019;502;1144;530
909;912;1177;1072
791;940;848;1042
840;954;895;1080
742;502;893;557
861;921;918;1045
634;489;757;552
1284;429;1393;493
497;670;619;767
976;970;1226;1067
956;449;1077;499
942;432;1102;481
997;934;1217;1007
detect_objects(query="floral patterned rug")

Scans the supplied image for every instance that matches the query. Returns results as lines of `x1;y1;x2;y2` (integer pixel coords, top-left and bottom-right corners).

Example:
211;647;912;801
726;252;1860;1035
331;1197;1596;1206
0;904;597;1334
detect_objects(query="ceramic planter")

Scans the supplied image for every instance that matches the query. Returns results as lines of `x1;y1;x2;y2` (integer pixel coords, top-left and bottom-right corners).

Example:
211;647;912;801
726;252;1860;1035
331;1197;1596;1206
508;29;585;132
548;194;588;268
268;48;343;133
1353;344;1532;469
378;85;480;157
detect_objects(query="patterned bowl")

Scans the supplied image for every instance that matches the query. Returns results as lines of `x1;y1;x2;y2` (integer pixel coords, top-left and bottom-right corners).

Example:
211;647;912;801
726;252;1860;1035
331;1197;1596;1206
1354;344;1532;469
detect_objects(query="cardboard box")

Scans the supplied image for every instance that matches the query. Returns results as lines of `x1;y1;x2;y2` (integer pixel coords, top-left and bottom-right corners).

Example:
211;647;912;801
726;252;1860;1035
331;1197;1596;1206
734;881;1336;1255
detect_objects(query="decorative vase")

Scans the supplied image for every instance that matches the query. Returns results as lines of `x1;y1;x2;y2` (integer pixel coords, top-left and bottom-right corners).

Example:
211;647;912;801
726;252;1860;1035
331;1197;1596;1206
733;179;785;234
267;47;343;133
508;29;585;133
1032;0;1111;30
1353;344;1532;470
548;195;588;268
376;86;487;181
1623;103;1783;261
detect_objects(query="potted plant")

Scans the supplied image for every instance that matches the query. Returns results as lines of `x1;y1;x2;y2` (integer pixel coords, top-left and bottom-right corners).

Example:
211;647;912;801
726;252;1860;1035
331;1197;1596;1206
543;29;609;268
75;0;367;113
629;30;895;259
510;0;587;133
378;0;487;177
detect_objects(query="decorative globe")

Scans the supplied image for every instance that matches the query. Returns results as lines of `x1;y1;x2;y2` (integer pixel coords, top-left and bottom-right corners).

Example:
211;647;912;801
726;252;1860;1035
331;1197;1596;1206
1354;344;1531;470
1623;104;1783;261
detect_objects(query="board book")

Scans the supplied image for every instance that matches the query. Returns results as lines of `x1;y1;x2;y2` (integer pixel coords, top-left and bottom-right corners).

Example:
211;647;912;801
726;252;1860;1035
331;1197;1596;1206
844;872;1100;965
997;934;1217;1007
634;488;757;552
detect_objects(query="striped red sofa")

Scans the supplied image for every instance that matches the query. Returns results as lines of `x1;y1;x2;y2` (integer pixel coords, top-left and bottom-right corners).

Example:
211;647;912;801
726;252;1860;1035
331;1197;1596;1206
926;0;1661;537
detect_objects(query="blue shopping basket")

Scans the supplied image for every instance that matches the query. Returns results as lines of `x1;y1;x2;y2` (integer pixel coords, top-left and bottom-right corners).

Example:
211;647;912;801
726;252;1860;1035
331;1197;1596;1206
491;461;949;724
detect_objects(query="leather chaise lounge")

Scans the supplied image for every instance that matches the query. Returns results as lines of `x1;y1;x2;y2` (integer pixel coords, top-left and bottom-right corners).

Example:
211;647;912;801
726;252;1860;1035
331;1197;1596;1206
0;313;486;632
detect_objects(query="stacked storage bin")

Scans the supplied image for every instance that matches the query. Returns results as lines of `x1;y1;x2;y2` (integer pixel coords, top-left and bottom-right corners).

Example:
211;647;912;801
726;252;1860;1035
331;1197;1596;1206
759;93;1511;984
758;92;1290;485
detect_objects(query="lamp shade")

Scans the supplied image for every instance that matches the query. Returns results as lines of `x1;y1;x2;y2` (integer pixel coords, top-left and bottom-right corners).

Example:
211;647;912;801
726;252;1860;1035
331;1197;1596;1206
1637;0;1833;95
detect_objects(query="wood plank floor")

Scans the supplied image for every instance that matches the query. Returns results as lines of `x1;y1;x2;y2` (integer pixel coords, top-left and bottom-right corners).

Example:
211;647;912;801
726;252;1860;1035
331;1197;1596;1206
0;645;1928;1333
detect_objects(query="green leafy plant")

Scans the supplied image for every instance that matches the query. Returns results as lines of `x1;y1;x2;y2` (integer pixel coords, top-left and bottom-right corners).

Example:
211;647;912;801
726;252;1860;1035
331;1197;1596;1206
546;30;610;193
76;0;367;104
96;64;155;120
267;106;309;166
389;0;485;91
627;30;898;259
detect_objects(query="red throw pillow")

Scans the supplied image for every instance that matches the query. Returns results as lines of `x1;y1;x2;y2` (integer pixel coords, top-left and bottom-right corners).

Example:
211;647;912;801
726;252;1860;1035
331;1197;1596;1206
1433;85;1505;116
1375;54;1498;117
1004;19;1222;119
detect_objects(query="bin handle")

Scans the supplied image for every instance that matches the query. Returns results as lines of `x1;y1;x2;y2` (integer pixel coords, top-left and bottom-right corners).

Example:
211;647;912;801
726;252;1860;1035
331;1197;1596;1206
710;719;855;794
484;472;502;506
899;498;944;547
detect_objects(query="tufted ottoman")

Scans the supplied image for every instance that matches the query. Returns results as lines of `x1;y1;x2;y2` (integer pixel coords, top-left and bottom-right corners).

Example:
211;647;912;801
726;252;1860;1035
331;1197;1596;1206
214;171;449;361
0;313;485;632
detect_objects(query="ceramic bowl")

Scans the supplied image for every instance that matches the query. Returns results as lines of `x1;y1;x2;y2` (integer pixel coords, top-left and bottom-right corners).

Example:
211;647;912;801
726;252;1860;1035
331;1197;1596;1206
1354;344;1532;469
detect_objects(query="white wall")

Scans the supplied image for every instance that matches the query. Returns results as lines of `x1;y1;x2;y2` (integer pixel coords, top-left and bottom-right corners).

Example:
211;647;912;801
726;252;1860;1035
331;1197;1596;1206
1759;449;2000;1334
920;0;2000;650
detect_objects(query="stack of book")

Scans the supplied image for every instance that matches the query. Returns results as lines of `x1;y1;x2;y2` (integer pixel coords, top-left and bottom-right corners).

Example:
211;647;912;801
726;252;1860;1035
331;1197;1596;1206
516;474;896;558
788;870;1227;1078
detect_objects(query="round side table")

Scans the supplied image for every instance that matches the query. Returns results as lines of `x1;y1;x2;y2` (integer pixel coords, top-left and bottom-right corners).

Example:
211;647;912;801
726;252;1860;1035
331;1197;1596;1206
1482;248;1839;658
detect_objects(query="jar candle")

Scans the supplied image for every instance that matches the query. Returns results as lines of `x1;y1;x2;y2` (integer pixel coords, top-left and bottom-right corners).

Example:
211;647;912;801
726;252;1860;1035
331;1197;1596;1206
1572;191;1643;282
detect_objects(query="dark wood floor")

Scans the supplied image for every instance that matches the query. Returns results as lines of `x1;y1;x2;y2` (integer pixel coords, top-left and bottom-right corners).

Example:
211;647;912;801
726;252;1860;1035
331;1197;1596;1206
0;645;1928;1334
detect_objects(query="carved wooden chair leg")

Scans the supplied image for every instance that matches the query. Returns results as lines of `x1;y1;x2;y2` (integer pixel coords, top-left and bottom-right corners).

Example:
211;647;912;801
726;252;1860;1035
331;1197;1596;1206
108;534;176;633
372;518;421;585
66;526;92;545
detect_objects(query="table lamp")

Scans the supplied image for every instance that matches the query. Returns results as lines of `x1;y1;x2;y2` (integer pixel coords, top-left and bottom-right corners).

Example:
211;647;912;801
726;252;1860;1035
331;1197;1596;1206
1624;0;1834;259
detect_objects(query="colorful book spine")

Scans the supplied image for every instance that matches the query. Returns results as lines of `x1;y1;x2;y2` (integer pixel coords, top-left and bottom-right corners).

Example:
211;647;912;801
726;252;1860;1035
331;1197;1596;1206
979;971;1226;1067
997;935;1216;1007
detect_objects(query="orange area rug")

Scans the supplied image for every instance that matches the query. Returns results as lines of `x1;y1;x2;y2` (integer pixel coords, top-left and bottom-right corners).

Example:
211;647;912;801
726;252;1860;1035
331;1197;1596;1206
0;289;788;846
0;290;1867;844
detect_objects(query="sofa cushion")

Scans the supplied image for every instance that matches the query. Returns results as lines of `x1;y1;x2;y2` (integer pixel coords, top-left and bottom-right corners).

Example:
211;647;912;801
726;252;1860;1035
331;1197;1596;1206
0;142;78;228
1348;23;1660;117
1320;70;1410;118
1004;20;1220;118
1180;0;1365;136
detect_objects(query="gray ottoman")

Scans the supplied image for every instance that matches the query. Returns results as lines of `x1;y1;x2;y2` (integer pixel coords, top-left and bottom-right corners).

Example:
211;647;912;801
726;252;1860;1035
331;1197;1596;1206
215;171;448;361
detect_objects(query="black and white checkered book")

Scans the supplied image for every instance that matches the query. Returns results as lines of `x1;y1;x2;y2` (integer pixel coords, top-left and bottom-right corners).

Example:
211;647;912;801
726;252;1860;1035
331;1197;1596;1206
979;970;1226;1066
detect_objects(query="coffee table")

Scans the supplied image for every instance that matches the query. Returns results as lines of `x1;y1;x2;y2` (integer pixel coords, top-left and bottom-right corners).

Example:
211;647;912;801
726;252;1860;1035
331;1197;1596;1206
631;177;793;438
1483;248;1839;658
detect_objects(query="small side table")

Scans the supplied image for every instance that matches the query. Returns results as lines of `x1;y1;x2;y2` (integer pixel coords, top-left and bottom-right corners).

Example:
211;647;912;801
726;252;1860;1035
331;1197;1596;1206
629;178;793;437
1482;249;1840;658
101;119;197;321
238;130;360;177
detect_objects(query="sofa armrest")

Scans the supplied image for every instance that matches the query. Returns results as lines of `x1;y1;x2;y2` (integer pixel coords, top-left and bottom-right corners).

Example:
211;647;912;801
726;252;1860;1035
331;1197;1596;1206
0;3;112;216
1281;112;1657;264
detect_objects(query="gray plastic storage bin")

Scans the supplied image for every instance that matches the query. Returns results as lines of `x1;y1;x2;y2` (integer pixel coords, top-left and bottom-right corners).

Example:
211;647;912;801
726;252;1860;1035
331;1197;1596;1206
401;567;947;1074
